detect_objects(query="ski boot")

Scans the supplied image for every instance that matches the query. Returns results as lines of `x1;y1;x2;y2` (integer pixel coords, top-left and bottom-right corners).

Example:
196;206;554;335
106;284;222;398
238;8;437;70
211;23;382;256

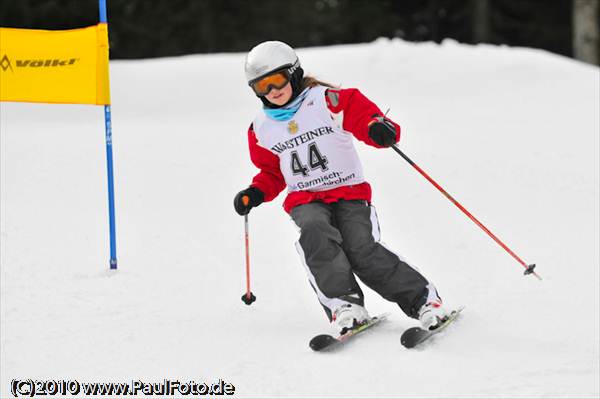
333;303;370;335
418;299;450;330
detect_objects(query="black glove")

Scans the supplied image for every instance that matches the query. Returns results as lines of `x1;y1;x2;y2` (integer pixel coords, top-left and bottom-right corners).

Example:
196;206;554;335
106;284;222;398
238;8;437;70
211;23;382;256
368;117;397;147
233;187;264;215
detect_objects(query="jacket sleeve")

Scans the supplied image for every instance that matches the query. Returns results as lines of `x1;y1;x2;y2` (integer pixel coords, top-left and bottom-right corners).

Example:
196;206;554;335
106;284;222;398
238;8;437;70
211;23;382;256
325;88;401;148
247;124;286;202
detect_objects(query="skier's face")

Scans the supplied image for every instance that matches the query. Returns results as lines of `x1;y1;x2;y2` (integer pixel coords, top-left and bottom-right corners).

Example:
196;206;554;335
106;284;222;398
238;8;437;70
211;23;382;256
264;82;293;106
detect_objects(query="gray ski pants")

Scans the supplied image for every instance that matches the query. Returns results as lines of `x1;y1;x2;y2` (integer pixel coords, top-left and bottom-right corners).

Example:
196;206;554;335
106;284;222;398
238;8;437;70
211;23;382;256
291;200;440;321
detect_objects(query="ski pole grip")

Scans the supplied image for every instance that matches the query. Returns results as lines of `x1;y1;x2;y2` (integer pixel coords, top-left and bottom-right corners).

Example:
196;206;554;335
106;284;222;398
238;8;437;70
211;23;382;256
242;195;250;206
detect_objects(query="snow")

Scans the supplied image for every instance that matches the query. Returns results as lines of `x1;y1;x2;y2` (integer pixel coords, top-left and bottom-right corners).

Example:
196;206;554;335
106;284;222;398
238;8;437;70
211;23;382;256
1;38;598;398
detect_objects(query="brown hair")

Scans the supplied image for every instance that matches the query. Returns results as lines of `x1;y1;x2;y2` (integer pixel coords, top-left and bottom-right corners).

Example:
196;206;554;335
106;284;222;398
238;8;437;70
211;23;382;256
301;75;339;90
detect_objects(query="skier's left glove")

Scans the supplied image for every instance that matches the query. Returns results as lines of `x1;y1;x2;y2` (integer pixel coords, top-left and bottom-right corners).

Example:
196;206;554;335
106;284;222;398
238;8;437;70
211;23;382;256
368;116;397;147
234;186;264;215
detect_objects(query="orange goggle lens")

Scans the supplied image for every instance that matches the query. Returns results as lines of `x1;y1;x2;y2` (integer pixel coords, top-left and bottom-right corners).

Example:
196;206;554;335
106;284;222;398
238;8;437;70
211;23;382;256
251;71;290;96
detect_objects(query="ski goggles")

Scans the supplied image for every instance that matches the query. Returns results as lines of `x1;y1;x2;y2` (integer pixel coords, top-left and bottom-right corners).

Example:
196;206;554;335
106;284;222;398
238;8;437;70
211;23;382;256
250;70;290;96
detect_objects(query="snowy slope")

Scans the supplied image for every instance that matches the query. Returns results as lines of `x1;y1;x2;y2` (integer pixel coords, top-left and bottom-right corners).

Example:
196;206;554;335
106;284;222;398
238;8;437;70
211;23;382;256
1;38;598;398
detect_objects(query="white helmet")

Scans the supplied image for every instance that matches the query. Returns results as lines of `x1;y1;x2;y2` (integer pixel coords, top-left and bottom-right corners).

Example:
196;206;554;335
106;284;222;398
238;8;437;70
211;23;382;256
244;41;301;84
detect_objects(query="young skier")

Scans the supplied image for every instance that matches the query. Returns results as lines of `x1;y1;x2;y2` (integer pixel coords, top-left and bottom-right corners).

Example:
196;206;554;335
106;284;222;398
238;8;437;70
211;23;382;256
234;40;450;333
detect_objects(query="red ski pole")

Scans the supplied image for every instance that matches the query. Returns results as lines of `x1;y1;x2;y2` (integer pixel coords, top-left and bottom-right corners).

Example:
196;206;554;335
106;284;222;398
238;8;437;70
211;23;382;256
241;196;257;305
391;144;541;280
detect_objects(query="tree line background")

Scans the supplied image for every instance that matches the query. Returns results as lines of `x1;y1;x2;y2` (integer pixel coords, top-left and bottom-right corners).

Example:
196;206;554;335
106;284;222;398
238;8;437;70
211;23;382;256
0;0;598;64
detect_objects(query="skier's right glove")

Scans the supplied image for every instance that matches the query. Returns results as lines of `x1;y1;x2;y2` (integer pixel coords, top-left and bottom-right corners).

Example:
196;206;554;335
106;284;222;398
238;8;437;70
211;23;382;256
233;186;264;215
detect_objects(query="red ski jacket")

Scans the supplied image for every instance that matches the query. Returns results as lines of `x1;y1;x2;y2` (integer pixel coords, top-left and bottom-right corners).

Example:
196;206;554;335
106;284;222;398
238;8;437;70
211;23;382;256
247;87;400;213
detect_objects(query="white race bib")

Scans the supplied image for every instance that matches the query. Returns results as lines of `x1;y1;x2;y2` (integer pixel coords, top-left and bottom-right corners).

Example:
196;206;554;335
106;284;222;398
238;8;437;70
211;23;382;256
253;86;365;192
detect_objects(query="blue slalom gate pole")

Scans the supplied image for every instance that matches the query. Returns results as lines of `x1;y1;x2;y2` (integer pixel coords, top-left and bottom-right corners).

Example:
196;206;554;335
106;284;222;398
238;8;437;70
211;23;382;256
99;0;117;269
104;105;117;269
99;0;108;23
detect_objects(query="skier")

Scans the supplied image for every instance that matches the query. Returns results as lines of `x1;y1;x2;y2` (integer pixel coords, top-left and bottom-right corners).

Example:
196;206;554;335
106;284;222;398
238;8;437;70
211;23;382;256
234;40;450;333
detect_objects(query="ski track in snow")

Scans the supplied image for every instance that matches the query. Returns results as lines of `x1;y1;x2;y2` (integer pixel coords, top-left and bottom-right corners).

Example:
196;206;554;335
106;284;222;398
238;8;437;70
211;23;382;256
1;38;599;398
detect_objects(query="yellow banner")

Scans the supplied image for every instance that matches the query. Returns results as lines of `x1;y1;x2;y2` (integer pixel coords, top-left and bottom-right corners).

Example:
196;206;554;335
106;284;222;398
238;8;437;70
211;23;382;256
0;24;111;105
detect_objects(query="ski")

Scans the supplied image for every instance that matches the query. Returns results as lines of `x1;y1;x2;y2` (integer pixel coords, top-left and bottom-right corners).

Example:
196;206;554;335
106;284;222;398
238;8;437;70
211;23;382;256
401;307;464;349
309;313;389;352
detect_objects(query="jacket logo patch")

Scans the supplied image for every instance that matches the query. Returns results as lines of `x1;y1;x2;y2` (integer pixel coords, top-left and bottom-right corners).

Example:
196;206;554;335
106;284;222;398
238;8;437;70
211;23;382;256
326;90;340;107
288;120;299;134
